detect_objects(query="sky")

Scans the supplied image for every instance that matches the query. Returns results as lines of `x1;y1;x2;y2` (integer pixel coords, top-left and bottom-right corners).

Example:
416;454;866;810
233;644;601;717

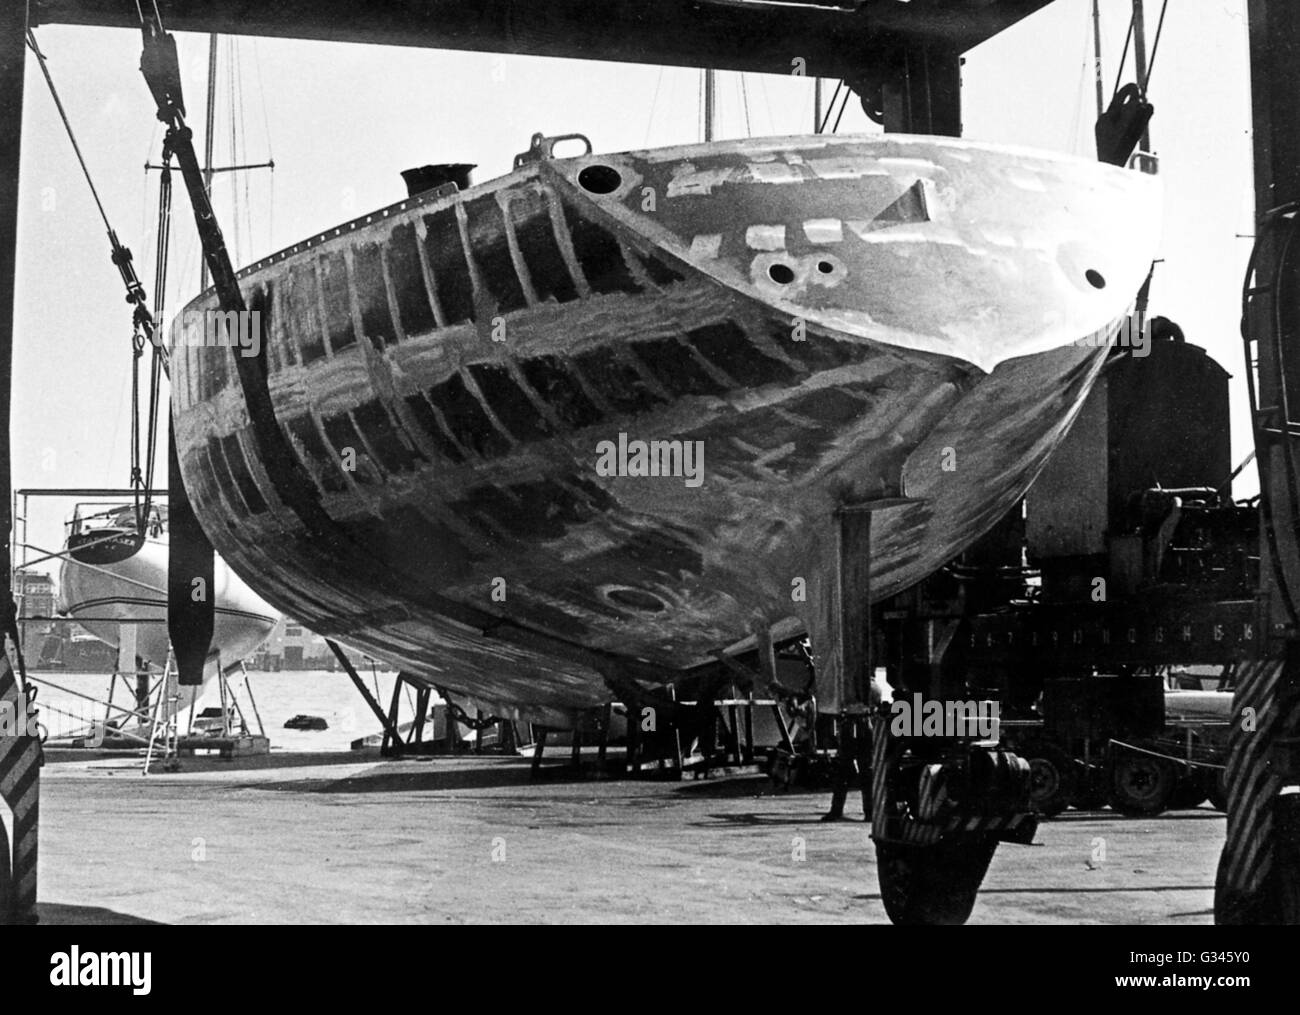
11;0;1257;568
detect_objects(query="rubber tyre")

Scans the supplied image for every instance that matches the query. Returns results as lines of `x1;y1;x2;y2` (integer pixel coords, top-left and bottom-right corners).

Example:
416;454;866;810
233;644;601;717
876;838;998;925
1023;742;1075;818
1169;772;1210;811
1109;752;1177;816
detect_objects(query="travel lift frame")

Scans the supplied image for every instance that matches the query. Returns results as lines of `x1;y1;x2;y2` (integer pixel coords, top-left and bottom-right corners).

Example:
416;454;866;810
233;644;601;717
0;0;1297;923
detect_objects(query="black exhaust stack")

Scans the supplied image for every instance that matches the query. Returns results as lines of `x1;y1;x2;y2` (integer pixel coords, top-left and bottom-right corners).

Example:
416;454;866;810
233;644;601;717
400;163;476;197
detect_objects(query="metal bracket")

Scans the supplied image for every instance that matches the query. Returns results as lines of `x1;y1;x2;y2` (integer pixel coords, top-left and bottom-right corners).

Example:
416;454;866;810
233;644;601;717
513;132;593;169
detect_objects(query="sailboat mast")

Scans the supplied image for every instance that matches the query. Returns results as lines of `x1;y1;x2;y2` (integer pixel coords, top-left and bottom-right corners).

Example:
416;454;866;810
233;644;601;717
704;67;715;143
1092;0;1105;119
1131;0;1154;166
814;77;823;133
200;33;218;290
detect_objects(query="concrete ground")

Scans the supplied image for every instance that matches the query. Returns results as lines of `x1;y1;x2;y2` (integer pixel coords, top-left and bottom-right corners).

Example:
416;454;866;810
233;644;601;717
33;750;1223;924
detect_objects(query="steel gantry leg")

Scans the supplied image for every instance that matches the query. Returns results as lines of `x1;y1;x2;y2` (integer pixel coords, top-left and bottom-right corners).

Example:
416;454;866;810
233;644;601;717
0;2;40;927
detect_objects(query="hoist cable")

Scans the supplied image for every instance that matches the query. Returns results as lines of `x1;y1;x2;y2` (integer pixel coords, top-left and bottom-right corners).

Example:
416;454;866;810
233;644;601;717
138;156;173;532
1112;11;1135;100
27;27;170;534
831;84;850;134
1145;0;1172;92
25;30;113;235
817;79;844;134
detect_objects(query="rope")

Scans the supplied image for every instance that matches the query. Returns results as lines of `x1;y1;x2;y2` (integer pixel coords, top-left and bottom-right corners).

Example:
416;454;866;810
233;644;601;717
739;73;752;138
1145;0;1171;91
25;31;112;234
1112;10;1135;100
644;65;665;146
27;26;168;530
830;85;850;134
1111;738;1226;772
817;79;843;134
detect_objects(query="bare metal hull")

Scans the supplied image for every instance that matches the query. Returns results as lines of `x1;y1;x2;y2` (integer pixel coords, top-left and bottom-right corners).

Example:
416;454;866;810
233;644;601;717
170;134;1160;724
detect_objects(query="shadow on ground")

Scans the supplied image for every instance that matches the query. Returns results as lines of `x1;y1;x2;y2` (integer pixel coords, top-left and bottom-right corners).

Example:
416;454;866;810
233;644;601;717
36;902;163;925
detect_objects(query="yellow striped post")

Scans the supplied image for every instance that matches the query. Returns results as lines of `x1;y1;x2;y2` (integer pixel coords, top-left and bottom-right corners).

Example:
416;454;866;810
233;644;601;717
0;654;39;924
1215;655;1300;923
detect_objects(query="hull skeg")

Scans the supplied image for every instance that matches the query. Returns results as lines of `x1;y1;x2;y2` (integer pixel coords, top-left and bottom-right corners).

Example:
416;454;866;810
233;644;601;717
170;132;1161;726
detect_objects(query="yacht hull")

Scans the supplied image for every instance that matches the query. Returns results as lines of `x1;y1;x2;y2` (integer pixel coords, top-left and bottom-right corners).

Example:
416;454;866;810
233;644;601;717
169;133;1161;724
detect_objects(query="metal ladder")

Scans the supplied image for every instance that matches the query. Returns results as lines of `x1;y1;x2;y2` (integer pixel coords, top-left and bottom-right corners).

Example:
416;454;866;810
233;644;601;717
143;650;180;775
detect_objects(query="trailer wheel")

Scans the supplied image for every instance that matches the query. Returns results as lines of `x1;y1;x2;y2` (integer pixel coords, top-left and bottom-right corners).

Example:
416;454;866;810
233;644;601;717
876;838;998;925
1109;751;1176;815
1023;742;1074;817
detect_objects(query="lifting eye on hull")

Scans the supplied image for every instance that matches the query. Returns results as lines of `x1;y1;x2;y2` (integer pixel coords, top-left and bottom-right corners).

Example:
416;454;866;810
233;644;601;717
601;585;668;613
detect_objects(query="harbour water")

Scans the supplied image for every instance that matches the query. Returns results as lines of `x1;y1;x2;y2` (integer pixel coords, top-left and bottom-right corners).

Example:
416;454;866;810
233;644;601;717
27;668;408;753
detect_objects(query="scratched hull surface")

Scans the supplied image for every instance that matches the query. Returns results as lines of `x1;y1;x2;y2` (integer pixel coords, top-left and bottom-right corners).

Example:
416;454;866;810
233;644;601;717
170;134;1160;724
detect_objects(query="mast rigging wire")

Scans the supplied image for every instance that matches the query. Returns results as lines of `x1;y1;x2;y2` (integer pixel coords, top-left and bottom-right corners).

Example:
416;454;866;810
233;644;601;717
25;27;169;536
1112;10;1135;100
24;31;112;234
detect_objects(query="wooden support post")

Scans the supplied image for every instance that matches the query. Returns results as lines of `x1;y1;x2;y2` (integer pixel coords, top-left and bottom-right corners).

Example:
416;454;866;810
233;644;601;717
838;507;874;710
442;708;456;752
772;702;796;755
382;674;404;757
570;717;583;769
743;692;756;764
597;703;612;771
727;702;742;765
627;701;641;775
475;708;484;754
531;728;548;778
697;693;716;779
411;686;430;747
330;640;405;750
669;687;684;780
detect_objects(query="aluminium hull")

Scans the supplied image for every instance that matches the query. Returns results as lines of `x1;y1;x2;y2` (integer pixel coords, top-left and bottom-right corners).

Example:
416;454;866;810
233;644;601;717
170;133;1160;724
